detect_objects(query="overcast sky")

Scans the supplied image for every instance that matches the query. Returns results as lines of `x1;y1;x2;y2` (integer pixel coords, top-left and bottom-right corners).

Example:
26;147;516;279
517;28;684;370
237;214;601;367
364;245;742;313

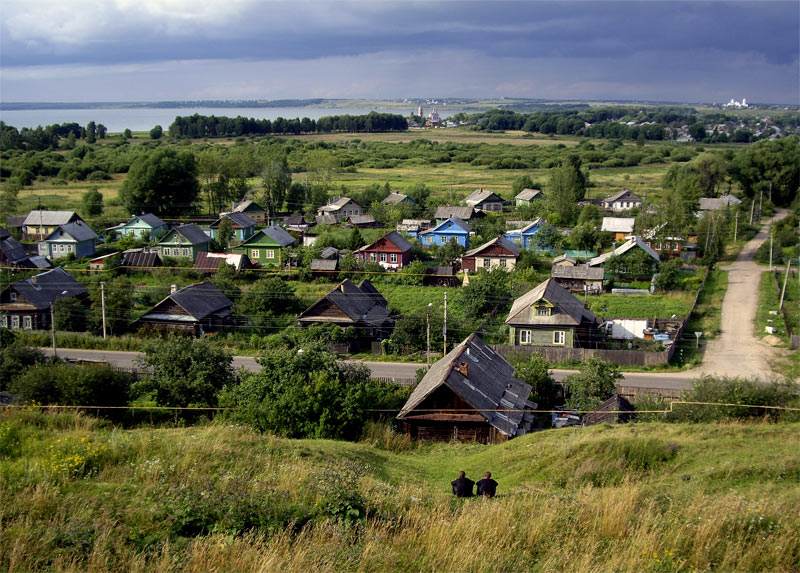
1;0;798;104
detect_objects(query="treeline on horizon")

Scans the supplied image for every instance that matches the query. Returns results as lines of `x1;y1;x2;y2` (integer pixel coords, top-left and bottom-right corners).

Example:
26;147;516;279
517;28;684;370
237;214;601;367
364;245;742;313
168;111;409;138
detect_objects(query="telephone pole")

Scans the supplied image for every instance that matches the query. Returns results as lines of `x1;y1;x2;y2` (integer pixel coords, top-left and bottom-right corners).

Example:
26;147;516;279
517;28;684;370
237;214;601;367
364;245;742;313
779;260;791;311
100;281;107;339
443;291;448;355
734;212;739;243
50;302;57;358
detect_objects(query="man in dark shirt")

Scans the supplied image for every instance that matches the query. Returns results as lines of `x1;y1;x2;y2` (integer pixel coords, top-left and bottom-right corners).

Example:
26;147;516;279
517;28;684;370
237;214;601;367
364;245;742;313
451;471;474;497
476;471;498;497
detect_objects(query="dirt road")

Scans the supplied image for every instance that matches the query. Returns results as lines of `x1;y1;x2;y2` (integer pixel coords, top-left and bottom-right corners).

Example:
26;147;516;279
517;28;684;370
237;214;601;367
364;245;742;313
697;210;788;379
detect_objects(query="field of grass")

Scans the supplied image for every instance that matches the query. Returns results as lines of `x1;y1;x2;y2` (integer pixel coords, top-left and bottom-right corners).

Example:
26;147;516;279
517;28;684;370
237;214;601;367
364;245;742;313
1;408;798;571
685;270;728;340
587;291;696;319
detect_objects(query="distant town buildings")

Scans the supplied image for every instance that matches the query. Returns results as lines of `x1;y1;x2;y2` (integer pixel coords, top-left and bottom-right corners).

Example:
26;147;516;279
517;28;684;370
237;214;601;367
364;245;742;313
722;98;749;109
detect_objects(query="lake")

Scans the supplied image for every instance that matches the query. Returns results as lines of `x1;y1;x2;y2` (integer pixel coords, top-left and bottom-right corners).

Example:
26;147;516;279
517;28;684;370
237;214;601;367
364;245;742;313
0;106;455;133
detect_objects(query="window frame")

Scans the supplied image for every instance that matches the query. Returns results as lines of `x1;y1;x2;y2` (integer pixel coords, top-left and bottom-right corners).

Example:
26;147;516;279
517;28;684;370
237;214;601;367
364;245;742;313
519;329;531;345
553;330;566;345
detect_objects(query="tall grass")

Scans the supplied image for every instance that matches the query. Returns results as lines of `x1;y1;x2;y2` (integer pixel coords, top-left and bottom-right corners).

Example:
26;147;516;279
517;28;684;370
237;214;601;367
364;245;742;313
1;408;798;571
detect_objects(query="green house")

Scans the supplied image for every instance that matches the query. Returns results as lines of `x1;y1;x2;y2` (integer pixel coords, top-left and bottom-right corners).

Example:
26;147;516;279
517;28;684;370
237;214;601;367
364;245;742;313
113;213;167;242
155;224;210;262
233;226;296;267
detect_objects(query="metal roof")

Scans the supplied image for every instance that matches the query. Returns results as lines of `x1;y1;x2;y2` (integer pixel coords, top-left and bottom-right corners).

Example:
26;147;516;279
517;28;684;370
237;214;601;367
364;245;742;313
422;216;472;235
381;193;414;205
262;225;297;247
22;210;80;227
434;206;474;221
588;236;660;266
311;259;338;271
348;214;376;225
166;224;210;246
551;265;605;280
397;334;533;437
320;246;339;259
506;278;597;327
160;281;234;321
298;278;391;328
7;267;87;310
43;221;98;243
464;188;503;205
464;235;520;258
121;250;161;268
515;188;543;201
0;232;27;262
194;252;250;272
319;196;360;212
601;217;636;234
212;212;255;229
135;213;167;228
603;189;641;204
699;195;742;210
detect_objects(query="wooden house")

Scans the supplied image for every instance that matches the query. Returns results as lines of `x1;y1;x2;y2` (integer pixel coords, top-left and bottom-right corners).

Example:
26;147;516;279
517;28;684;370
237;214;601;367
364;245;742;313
355;231;413;270
434;206;479;225
297;279;394;347
461;236;520;272
0;226;48;269
209;212;256;242
381;193;416;206
424;266;459;287
193;252;252;274
397;334;535;444
504;218;546;249
550;264;605;294
0;268;87;331
601;217;635;241
419;216;471;248
588;236;660;276
506;278;601;348
464;189;504;212
227;199;267;224
156;224;210;262
601;189;642;212
396;219;431;239
113;214;167;242
22;210;84;240
515;188;544;207
582;394;635;426
310;258;339;279
38;221;98;260
134;282;234;336
347;214;378;228
552;254;578;267
317;197;363;222
232;225;297;268
698;195;742;211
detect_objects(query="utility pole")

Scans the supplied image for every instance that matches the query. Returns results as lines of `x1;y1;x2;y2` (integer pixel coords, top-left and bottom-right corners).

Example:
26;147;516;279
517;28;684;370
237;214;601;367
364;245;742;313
50;302;57;359
734;211;738;243
759;186;763;220
426;304;431;367
443;291;447;355
769;181;772;204
100;281;107;339
769;218;774;271
779;260;791;311
749;200;755;226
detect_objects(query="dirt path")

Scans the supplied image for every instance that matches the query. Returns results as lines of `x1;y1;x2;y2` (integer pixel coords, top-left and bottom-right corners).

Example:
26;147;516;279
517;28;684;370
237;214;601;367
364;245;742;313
696;210;788;379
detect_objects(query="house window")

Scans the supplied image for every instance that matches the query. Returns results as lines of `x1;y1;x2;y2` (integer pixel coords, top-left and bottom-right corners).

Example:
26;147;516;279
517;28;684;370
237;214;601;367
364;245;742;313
181;248;190;257
265;250;275;259
520;330;531;345
499;258;507;267
1;315;6;328
59;244;65;252
23;316;32;330
483;258;491;267
390;253;397;263
163;248;171;256
536;306;551;316
251;250;260;259
67;245;73;252
10;292;17;302
424;236;432;244
553;331;566;345
380;253;387;262
370;253;377;262
11;315;19;330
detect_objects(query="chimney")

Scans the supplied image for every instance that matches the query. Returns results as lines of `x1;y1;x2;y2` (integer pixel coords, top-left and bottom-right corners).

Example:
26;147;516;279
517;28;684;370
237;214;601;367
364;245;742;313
170;284;177;294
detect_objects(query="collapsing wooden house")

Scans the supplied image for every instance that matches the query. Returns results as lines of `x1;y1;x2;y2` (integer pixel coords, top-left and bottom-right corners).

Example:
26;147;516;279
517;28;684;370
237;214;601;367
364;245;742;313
397;334;535;444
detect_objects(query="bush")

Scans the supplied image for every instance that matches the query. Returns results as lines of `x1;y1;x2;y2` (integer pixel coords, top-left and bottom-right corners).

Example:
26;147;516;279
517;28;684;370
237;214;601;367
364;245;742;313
8;362;132;406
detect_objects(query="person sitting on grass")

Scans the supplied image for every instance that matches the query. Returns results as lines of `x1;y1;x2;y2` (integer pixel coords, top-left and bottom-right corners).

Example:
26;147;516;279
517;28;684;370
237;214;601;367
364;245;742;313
451;471;474;497
476;471;498;497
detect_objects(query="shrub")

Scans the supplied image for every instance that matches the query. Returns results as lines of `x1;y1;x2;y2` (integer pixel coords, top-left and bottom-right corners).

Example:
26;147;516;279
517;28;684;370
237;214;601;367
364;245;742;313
9;362;133;406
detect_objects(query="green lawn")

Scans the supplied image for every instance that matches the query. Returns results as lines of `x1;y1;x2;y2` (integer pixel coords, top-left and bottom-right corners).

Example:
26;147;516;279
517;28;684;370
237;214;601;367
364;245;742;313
587;291;696;319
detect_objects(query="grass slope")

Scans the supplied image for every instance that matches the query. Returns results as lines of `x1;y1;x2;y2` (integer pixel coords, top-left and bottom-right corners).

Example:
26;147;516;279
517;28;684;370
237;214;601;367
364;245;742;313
1;409;799;571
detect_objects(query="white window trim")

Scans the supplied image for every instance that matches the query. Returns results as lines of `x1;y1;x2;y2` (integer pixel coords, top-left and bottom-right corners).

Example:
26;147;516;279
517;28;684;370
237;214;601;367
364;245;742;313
520;329;531;345
23;316;32;330
251;249;260;259
1;315;7;328
265;250;275;259
181;248;190;257
553;331;566;345
380;253;387;262
390;253;398;263
10;292;17;302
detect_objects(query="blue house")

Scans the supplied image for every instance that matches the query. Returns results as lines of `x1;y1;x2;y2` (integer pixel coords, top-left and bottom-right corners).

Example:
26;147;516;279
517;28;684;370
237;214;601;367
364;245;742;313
419;216;471;248
504;218;546;250
38;221;98;260
113;213;167;242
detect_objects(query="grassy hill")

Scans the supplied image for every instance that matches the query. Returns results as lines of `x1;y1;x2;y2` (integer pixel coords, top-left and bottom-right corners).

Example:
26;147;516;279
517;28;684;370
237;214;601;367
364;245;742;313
1;409;798;571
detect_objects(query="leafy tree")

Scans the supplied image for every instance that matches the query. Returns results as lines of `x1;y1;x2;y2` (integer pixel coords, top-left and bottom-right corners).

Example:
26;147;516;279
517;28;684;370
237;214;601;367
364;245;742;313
96;124;107;139
86;121;96;144
604;250;659;280
0;330;45;391
217;216;234;250
562;356;622;410
123;128;132;139
10;362;132;406
119;147;200;217
568;223;600;251
406;182;431;206
438;237;464;265
729;135;800;207
0;183;21;213
510;352;559;409
237;277;300;330
459;267;511;320
688;122;706;141
306;149;338;207
689;153;728;197
533;224;561;250
390;304;445;352
260;147;292;217
219;344;408;440
149;125;163;140
134;335;238;408
53;297;87;332
81;187;103;216
89;277;133;336
652;259;682;291
546;159;585;224
577;204;602;226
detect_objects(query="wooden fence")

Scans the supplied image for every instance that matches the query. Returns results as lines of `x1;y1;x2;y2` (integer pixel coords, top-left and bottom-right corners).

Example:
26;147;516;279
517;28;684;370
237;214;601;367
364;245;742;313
490;345;673;367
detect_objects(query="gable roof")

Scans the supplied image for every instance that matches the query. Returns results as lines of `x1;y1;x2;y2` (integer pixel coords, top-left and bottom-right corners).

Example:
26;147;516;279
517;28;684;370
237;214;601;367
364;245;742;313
43;221;98;242
194;251;251;272
434;206;475;221
397;334;533;437
315;214;338;226
0;226;9;240
162;223;210;246
422;216;472;236
515;188;543;201
212;212;255;229
298;278;390;328
0;231;27;262
159;281;233;321
134;213;166;228
506;278;597;326
311;258;338;272
464;235;520;258
507;218;544;235
120;250;161;268
381;192;415;205
588;236;660;266
362;231;413;253
552;254;577;265
551;265;605;280
8;267;87;310
464;188;503;206
319;196;360;212
232;199;265;213
23;210;81;227
4;216;25;229
601;217;636;234
603;189;642;204
348;214;376;226
699;195;742;210
261;225;297;247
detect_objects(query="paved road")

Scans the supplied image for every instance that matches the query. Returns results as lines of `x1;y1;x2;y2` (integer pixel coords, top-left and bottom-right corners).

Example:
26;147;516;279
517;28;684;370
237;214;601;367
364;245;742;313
697;210;788;379
43;348;696;392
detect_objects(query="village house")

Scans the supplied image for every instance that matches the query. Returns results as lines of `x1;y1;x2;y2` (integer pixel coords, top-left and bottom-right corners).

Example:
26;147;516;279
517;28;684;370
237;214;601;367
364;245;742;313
225;199;267;224
120;249;161;271
208;212;256;243
232;225;297;267
601;189;642;212
464;188;504;212
506;278;601;348
504;218;546;249
381;193;416;206
297;279;394;348
397;334;535;444
424;265;459;287
347;214;379;228
193;252;252;274
22;210;84;240
310;258;339;279
434;206;479;225
316;197;363;222
514;188;544;207
396;218;431;239
155;223;210;262
1;226;50;269
112;213;167;242
88;252;121;272
588;236;660;271
601;217;636;241
282;215;310;233
550;264;605;294
38;220;98;260
461;236;520;272
134;282;234;336
552;253;578;267
355;231;413;270
419;216;472;248
698;195;743;211
0;267;87;331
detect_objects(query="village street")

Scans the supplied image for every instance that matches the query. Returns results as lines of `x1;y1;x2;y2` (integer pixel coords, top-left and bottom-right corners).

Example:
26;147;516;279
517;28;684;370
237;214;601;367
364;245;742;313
695;209;790;379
